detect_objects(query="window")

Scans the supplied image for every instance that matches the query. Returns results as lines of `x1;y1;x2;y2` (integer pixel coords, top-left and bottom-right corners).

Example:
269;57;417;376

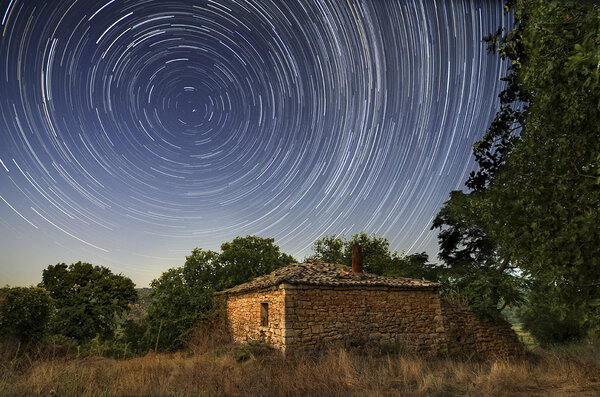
260;302;269;327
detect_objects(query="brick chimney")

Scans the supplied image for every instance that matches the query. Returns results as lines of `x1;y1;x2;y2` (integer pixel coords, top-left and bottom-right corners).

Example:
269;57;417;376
352;243;363;273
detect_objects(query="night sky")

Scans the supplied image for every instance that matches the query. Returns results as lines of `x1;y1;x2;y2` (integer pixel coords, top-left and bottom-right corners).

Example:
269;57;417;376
0;0;512;287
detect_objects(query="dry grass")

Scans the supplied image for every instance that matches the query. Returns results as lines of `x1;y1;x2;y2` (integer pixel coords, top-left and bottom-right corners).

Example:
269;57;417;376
1;340;599;397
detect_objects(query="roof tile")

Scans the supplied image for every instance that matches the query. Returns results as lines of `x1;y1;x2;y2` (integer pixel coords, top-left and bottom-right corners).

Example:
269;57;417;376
217;259;439;295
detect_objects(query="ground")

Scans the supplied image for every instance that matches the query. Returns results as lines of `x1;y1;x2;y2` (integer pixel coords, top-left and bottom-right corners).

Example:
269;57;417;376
2;338;599;396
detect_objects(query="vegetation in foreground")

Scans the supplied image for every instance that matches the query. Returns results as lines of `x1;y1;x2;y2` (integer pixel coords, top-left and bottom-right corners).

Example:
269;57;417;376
1;332;599;397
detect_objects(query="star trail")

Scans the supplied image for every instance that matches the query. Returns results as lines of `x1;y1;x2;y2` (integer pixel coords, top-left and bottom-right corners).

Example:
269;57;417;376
0;0;512;286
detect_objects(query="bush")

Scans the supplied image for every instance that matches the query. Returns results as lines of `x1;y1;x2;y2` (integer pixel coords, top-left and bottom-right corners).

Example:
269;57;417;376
0;286;54;343
232;341;275;363
518;304;589;347
118;319;149;355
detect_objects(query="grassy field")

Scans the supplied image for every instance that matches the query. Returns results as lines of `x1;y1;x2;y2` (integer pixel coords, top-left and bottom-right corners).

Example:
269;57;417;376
1;337;599;397
511;323;537;348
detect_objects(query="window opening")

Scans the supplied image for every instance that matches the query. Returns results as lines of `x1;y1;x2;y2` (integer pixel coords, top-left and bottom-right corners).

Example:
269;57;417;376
260;302;269;327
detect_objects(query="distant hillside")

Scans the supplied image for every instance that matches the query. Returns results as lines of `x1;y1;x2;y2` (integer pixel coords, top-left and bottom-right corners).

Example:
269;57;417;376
136;288;152;310
124;288;152;321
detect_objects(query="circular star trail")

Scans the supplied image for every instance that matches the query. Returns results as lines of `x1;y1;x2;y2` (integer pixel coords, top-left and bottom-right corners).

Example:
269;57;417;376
0;0;512;286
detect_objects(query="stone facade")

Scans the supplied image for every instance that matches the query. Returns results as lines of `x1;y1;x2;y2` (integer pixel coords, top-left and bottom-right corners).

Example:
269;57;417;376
220;261;523;357
226;286;286;350
441;298;523;357
282;284;445;353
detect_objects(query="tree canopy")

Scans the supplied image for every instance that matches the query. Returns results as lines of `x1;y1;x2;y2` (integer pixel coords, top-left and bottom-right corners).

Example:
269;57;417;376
434;0;600;343
432;191;525;318
310;232;437;281
0;286;54;343
218;235;296;289
39;262;137;342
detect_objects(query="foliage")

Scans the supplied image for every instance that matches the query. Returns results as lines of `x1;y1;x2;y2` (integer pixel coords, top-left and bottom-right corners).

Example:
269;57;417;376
309;234;347;266
144;266;202;352
310;232;438;280
435;0;600;341
218;236;296;290
517;285;590;347
431;191;525;318
313;232;394;275
466;14;528;192
0;286;54;342
484;0;600;339
145;236;295;352
118;319;147;355
39;262;137;342
385;252;440;281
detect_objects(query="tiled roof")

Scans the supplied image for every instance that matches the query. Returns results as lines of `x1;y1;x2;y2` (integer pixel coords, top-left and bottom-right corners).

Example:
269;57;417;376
217;259;439;295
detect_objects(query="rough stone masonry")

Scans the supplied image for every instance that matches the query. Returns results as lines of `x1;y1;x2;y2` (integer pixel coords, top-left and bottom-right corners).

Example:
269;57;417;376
217;259;522;357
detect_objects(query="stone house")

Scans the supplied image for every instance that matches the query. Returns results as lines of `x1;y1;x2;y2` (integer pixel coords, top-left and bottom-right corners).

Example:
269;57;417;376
217;253;522;356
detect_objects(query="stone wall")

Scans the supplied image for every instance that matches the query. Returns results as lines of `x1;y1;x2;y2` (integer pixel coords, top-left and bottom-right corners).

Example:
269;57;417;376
225;286;286;350
224;285;523;357
282;284;446;353
441;299;523;357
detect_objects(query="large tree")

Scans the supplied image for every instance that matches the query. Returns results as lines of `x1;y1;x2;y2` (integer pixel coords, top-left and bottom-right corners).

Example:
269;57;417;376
486;0;599;339
0;286;54;343
39;262;137;342
218;235;296;290
435;0;600;342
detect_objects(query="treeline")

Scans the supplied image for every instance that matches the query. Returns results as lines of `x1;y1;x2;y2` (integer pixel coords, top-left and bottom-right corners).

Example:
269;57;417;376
0;262;137;355
0;233;445;355
0;225;596;356
0;236;295;355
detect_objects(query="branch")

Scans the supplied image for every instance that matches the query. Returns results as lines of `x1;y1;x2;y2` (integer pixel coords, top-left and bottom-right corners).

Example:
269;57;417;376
577;281;600;288
498;255;511;273
498;300;509;311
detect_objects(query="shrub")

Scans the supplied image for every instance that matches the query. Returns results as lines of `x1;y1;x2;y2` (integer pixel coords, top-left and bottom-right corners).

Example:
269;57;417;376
0;286;54;343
